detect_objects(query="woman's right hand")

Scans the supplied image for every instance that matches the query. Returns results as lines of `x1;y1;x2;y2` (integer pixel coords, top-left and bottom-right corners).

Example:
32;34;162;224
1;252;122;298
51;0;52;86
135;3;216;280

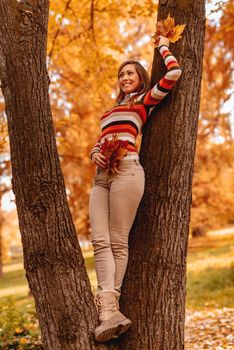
158;35;170;48
91;152;107;168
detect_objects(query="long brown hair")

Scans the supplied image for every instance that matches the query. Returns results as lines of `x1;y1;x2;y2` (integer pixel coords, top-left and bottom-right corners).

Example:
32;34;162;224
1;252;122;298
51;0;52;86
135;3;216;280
116;60;150;105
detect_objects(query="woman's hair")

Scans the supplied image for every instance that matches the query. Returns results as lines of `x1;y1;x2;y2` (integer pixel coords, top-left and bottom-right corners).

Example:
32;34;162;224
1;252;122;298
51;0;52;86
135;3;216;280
116;60;150;105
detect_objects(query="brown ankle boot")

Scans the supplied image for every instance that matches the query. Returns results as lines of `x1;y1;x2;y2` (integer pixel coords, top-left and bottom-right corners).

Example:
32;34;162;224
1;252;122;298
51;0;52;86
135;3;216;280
94;290;132;342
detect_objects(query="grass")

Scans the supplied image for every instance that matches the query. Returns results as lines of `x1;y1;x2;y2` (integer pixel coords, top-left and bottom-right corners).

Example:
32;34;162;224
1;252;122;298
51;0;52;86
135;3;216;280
186;231;234;309
0;268;27;290
186;264;234;309
0;232;233;311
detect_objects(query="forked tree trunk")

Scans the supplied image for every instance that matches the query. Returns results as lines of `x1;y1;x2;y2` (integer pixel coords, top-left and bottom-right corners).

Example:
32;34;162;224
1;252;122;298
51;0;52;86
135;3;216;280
114;1;206;349
0;0;206;348
0;1;106;349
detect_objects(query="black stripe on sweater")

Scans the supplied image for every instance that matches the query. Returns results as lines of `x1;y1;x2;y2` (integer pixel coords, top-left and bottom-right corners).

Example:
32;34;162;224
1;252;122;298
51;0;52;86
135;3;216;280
102;120;139;133
156;83;170;94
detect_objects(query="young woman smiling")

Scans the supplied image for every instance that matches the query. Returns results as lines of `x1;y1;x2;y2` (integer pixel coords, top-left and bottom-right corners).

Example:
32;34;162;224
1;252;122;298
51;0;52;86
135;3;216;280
89;35;182;342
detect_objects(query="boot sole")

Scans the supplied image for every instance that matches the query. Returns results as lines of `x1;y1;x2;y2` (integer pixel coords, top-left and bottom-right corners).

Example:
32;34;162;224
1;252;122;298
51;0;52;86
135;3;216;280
116;318;132;336
95;319;132;342
95;325;119;342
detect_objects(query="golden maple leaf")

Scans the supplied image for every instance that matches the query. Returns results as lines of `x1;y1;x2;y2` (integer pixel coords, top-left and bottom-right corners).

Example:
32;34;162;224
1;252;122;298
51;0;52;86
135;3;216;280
153;14;186;46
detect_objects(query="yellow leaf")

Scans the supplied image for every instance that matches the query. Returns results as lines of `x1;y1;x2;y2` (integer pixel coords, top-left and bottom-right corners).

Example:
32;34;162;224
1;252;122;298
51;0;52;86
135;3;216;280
153;14;186;46
170;24;186;43
164;14;175;31
15;327;23;334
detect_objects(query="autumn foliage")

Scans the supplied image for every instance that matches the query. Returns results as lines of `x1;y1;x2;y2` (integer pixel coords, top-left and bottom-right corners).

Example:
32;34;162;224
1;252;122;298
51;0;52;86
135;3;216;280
0;0;234;247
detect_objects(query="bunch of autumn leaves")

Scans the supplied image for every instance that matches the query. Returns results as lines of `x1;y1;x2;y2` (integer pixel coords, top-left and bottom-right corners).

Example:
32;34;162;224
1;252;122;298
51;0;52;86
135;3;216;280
101;15;185;176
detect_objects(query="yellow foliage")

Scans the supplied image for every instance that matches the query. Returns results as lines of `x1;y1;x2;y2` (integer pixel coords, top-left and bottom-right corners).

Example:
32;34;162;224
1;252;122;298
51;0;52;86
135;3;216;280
0;0;234;242
46;0;158;237
47;0;234;237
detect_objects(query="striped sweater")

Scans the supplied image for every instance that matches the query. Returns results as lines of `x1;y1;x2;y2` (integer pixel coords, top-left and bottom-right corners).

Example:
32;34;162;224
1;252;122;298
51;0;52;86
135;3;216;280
90;45;182;158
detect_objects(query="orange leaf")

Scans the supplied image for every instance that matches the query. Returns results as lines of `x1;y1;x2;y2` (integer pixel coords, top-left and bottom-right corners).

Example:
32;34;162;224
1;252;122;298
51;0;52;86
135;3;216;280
100;134;129;175
153;14;186;46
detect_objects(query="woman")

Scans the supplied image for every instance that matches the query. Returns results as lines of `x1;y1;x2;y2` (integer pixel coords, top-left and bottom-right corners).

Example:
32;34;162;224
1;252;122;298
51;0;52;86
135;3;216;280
89;35;182;342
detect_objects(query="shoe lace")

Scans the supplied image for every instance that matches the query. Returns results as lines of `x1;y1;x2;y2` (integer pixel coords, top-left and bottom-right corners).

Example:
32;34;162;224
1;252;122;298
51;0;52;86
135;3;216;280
94;294;103;313
115;297;119;310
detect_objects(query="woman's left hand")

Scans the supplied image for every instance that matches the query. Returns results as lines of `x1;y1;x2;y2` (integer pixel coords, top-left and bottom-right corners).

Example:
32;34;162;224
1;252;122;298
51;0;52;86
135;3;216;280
158;36;170;47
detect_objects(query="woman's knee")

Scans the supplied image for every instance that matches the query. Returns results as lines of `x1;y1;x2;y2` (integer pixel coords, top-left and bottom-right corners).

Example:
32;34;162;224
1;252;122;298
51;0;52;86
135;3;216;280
92;237;111;253
110;241;129;256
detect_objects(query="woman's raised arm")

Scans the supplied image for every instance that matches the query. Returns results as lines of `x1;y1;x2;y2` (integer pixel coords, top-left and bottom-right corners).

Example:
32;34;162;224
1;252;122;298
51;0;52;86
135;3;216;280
143;39;182;106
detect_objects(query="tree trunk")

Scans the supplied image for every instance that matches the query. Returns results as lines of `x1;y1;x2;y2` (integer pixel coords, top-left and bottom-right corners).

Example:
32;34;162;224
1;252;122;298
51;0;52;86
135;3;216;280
114;1;206;350
0;168;8;278
0;212;3;277
0;1;106;349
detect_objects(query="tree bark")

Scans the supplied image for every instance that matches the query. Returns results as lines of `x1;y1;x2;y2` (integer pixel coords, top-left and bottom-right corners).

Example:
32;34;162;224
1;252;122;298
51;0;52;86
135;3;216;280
0;165;9;278
113;1;206;349
0;1;106;349
0;212;3;277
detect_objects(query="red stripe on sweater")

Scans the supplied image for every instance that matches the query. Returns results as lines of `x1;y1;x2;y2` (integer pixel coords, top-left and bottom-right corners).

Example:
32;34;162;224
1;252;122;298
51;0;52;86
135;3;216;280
101;126;137;138
159;78;175;90
162;49;171;59
143;91;161;105
167;61;179;69
100;104;147;124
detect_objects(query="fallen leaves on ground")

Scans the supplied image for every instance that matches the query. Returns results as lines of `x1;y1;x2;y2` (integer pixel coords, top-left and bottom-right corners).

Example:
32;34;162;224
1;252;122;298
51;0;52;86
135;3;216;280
185;308;234;349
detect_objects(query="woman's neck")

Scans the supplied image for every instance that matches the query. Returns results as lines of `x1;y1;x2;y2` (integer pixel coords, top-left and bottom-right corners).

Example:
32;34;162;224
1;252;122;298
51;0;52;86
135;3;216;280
120;92;138;104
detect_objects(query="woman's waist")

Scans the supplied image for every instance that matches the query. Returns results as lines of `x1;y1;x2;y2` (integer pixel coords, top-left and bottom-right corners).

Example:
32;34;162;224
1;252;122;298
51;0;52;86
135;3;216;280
99;133;137;146
100;136;138;155
123;151;139;160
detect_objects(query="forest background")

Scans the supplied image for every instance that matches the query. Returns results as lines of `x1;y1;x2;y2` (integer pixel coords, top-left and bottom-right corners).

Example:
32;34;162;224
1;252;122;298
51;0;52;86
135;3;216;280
0;0;233;348
0;0;234;251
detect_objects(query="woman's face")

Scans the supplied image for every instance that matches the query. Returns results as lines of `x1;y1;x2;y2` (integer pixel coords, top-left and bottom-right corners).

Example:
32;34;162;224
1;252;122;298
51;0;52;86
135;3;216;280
118;64;141;96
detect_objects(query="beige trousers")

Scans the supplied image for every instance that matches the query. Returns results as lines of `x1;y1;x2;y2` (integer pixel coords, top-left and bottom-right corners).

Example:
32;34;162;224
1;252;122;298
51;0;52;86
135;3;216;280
89;158;145;293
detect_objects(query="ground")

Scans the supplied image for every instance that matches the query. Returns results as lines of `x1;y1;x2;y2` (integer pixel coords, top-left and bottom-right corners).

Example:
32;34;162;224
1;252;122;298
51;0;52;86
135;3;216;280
185;308;234;349
0;228;233;349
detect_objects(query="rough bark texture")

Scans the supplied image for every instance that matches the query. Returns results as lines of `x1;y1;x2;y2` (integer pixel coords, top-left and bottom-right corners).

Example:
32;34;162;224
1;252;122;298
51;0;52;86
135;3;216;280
0;213;3;277
0;1;106;349
0;165;9;278
111;1;206;350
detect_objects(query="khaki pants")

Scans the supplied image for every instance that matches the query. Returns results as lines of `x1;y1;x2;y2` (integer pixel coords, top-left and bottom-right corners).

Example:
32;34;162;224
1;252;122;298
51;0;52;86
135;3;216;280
89;158;145;292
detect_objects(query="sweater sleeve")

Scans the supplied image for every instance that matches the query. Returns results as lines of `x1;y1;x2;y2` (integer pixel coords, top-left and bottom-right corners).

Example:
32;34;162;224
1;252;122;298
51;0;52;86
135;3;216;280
142;45;182;106
90;139;101;160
